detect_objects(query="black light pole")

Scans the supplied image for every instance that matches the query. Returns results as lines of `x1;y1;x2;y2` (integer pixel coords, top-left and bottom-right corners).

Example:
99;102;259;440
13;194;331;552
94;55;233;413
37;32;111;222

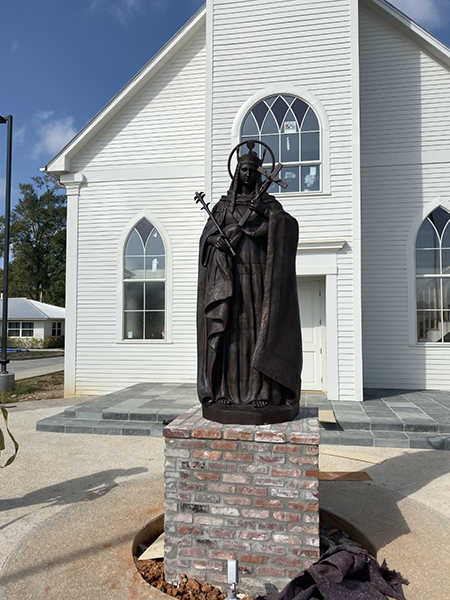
0;115;15;391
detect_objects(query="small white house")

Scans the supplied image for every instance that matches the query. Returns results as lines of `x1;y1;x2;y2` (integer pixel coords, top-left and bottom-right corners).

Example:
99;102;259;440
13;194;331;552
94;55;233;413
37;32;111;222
0;298;65;343
45;0;450;400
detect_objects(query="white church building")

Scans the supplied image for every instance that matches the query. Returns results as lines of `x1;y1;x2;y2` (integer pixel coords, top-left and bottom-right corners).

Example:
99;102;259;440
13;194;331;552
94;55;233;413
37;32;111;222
45;0;450;401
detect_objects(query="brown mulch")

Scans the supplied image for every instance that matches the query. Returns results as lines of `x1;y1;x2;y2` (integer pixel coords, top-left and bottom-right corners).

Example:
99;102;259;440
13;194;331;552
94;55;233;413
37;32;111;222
135;559;232;600
3;371;64;403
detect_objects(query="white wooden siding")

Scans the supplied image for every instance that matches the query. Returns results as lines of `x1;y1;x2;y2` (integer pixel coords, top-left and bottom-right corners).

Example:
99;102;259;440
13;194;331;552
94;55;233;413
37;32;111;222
360;5;450;389
210;0;359;400
71;31;206;172
71;30;206;395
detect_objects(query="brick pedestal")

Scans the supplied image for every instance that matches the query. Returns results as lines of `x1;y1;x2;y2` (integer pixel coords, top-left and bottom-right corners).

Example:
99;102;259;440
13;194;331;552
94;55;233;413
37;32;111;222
163;406;320;596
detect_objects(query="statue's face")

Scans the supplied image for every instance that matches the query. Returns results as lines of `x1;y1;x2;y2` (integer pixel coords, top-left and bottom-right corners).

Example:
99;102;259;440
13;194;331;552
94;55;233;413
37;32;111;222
239;163;257;190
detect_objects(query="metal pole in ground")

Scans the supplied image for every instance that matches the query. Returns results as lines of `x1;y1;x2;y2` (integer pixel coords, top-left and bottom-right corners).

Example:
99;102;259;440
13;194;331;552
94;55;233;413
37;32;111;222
0;115;15;391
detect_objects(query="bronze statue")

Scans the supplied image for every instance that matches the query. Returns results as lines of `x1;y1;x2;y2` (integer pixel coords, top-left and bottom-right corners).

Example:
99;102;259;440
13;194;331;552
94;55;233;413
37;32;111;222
196;140;302;425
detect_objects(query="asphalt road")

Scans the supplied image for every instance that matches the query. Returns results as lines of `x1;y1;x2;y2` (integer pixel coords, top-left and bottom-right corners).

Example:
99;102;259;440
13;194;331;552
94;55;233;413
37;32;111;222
7;355;64;381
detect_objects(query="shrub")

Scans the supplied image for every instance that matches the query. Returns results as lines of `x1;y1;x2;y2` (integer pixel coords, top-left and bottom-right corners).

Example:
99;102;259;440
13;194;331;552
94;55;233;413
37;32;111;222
44;336;65;349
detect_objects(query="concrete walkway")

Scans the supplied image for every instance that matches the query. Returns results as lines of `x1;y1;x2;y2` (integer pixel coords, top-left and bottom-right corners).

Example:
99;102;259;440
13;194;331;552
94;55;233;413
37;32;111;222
8;355;64;381
1;398;449;599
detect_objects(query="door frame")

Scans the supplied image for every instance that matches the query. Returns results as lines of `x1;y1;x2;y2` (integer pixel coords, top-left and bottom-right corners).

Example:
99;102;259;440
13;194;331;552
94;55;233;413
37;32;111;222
297;276;326;392
296;240;345;401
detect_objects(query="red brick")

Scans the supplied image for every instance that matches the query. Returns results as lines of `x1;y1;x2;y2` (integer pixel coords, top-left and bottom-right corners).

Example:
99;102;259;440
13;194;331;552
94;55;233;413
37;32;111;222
179;471;190;480
257;522;286;532
254;499;284;509
253;543;286;556
178;548;206;558
270;489;299;499
223;429;253;441
179;526;203;536
271;467;302;477
238;531;269;541
194;515;224;526
224;496;252;506
222;541;251;552
273;534;302;544
210;440;238;450
241;509;270;519
255;431;286;443
211;506;240;516
241;465;269;474
210;550;236;560
273;557;305;567
192;560;223;571
304;526;319;535
193;428;222;439
288;456;318;466
305;537;320;547
209;462;236;473
273;511;303;522
257;455;286;464
237;486;268;496
179;482;205;491
179;461;205;470
167;513;193;523
289;434;320;445
288;502;319;512
306;446;320;456
254;477;284;487
256;567;285;577
241;442;270;452
165;448;190;458
225;518;256;529
192;450;222;460
179;439;207;449
238;565;253;575
208;483;236;494
223;452;253;462
303;514;319;524
274;444;304;455
291;549;320;558
164;427;191;439
223;474;252;484
194;472;220;482
240;554;268;565
209;528;236;539
305;469;319;478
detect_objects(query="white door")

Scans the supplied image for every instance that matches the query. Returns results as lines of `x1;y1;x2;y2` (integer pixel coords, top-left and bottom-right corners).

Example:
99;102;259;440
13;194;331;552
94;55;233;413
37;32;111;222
297;278;325;391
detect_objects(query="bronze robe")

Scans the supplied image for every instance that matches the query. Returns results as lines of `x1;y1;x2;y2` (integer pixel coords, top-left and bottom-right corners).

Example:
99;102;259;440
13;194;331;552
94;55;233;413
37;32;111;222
197;190;302;408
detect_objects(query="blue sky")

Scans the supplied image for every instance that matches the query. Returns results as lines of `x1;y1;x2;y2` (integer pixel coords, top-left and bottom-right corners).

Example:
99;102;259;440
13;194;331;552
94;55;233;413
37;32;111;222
1;0;450;207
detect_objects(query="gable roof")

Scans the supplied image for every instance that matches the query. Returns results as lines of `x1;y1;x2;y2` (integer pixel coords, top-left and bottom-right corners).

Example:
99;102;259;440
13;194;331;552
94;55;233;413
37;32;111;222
0;299;65;320
44;0;450;177
44;4;206;176
364;0;450;69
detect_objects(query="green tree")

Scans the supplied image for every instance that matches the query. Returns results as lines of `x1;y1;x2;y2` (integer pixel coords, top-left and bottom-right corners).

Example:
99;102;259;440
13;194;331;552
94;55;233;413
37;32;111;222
0;175;66;306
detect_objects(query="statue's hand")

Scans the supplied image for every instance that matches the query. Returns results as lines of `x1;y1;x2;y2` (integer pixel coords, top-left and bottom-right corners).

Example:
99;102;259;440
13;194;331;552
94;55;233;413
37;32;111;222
208;234;230;253
249;198;266;216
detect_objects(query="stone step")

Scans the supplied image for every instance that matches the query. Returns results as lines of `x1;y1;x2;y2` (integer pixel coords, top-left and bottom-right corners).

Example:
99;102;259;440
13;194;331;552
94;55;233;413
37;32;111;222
36;412;450;449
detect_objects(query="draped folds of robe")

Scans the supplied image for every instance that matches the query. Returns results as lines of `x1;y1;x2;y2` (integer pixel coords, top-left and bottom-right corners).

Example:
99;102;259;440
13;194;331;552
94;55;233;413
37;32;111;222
197;190;302;408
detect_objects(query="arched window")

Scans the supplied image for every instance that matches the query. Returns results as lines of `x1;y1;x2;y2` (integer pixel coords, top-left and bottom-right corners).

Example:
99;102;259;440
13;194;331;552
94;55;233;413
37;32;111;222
123;218;166;340
416;207;450;343
241;94;321;193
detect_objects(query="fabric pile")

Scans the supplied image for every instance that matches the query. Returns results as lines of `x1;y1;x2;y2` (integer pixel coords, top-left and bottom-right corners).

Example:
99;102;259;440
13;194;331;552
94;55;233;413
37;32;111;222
258;547;408;600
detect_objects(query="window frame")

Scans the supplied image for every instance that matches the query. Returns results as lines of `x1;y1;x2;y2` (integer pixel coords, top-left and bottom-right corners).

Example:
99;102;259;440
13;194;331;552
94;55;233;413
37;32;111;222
415;207;450;344
7;321;35;338
52;321;62;337
118;212;172;344
231;86;331;196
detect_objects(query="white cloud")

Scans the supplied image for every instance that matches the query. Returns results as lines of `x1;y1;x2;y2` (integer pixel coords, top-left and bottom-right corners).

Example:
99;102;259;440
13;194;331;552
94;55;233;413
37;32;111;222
32;115;77;158
15;124;26;145
89;0;150;24
391;0;449;30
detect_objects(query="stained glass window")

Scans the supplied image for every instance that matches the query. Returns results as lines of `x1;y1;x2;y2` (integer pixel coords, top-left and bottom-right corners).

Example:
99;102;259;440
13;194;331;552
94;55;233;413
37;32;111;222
241;94;321;193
